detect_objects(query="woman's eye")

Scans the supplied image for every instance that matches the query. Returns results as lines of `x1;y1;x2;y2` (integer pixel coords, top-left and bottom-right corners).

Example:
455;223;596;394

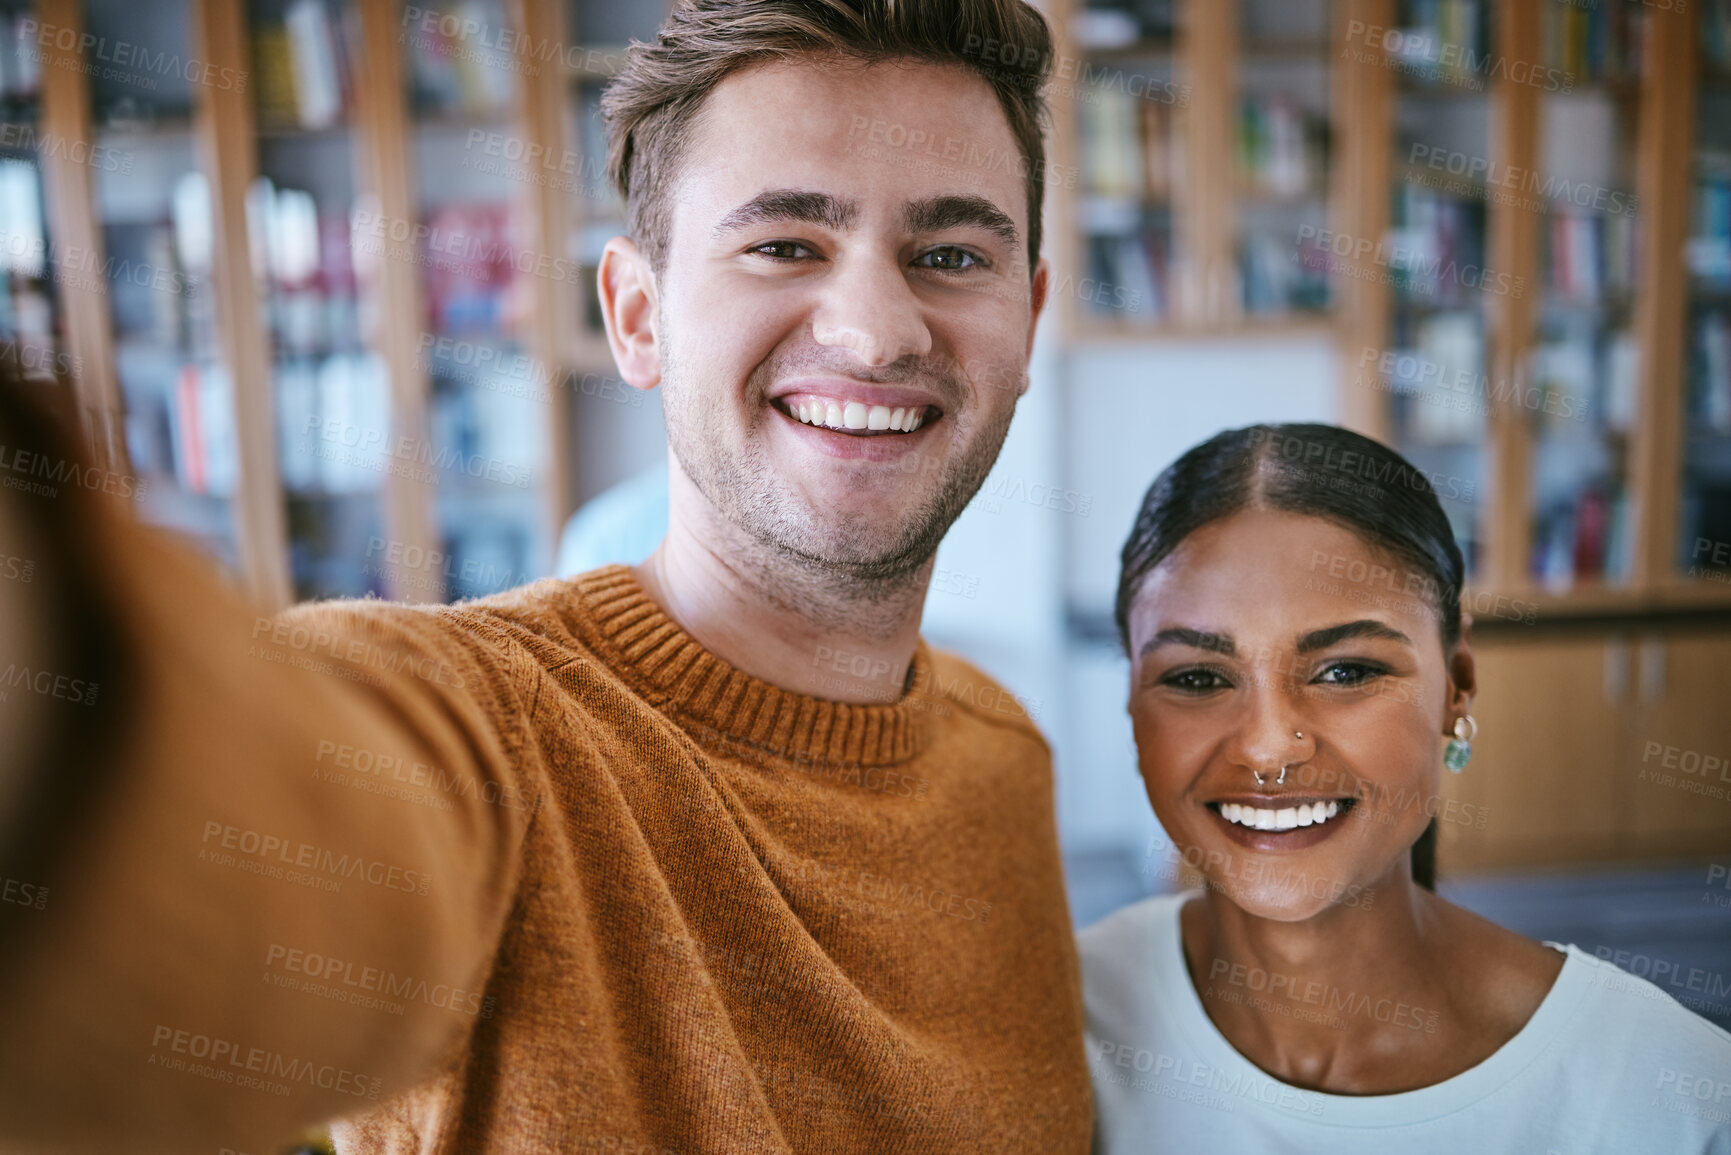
751;241;814;261
1160;668;1232;693
914;246;981;272
1313;661;1385;687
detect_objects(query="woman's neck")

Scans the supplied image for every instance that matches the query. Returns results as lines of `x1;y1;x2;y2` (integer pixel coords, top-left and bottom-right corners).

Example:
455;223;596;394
1178;877;1563;1095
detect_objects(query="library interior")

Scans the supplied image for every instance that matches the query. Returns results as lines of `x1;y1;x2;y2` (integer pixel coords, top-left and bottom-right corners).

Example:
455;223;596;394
0;0;1728;1144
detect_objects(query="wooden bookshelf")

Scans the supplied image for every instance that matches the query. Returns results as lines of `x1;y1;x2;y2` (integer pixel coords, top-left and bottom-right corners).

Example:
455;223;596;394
1049;0;1339;336
1328;0;1731;612
16;0;630;607
15;0;1730;617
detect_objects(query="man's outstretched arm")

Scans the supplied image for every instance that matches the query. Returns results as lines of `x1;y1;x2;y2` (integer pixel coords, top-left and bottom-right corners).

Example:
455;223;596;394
0;381;540;1154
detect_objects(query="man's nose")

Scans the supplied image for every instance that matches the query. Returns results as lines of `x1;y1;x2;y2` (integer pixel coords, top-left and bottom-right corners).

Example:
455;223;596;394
810;252;934;367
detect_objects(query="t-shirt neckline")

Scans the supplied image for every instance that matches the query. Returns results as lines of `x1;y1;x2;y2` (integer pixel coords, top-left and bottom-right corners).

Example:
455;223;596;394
1151;891;1587;1127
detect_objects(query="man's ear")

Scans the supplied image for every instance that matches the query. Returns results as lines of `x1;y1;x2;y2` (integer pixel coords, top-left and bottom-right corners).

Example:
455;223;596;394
598;235;661;390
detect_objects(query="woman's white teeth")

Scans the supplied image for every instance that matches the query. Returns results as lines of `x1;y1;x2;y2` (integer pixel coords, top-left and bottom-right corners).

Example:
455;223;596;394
790;399;924;433
1219;800;1341;831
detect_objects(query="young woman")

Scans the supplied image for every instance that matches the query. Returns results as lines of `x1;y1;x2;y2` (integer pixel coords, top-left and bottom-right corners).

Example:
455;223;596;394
1080;423;1731;1152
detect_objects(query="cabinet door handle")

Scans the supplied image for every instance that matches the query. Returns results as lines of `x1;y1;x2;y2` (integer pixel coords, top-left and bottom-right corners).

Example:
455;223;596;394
1603;639;1630;704
1638;635;1666;704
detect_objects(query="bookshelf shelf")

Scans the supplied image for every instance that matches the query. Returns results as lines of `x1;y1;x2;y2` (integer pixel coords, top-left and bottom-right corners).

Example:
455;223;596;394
1084;41;1179;62
1072;315;1336;343
1241;40;1332;60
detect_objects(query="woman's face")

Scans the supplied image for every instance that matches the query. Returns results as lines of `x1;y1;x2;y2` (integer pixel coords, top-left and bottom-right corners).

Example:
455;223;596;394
1125;508;1473;921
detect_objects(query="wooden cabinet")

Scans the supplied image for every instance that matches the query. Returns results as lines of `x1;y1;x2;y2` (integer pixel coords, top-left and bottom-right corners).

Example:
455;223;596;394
1619;631;1731;856
1438;626;1731;872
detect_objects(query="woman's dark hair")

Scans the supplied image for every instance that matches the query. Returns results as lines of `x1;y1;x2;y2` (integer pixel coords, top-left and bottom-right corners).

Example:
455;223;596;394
1115;423;1467;890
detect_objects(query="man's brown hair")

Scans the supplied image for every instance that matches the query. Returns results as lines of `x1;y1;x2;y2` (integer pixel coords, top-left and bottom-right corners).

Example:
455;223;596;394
601;0;1054;276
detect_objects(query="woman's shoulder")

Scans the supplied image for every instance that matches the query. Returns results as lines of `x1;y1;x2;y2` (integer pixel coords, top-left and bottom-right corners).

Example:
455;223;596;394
1560;945;1731;1054
1537;946;1731;1138
1078;891;1188;958
1076;891;1192;1014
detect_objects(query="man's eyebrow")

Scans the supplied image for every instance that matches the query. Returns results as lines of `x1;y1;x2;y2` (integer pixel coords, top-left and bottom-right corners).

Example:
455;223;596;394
1140;627;1235;659
1295;620;1414;653
712;189;859;238
904;195;1020;252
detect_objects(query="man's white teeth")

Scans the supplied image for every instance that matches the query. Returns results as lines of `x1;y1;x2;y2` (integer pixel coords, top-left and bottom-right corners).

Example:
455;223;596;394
1219;800;1341;832
790;400;924;432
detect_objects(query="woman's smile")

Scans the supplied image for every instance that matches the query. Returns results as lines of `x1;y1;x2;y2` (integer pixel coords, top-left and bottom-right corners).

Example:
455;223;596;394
1204;794;1357;850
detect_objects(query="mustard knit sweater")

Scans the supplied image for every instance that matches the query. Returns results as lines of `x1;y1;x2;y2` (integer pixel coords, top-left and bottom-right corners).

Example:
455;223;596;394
0;505;1091;1154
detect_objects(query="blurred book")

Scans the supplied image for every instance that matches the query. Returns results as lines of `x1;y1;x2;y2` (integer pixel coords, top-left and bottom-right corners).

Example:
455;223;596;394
1694;309;1731;433
171;361;238;498
1544;0;1645;84
1082;87;1143;200
1547;209;1637;302
1706;0;1731;72
1080;84;1177;203
251;0;350;130
1394;0;1490;85
1406;310;1483;444
1073;1;1177;47
1237;96;1323;201
423;202;517;336
0;12;43;106
1688;166;1731;287
1086;229;1168;322
1240;229;1328;316
406;0;515;117
1391;184;1487;307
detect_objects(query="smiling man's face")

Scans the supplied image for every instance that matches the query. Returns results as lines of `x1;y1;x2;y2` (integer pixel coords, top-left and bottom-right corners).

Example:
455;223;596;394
646;56;1047;580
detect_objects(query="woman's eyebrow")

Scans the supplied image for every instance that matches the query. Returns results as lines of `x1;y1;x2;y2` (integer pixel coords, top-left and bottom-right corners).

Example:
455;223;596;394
1295;620;1413;653
1140;627;1235;658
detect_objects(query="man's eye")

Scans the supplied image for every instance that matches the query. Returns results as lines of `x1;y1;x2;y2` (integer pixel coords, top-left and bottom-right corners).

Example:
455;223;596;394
1160;667;1231;693
1313;661;1385;687
914;246;981;271
751;241;814;261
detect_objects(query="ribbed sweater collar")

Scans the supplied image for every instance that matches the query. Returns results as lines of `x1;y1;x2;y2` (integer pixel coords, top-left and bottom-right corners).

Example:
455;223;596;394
569;565;934;767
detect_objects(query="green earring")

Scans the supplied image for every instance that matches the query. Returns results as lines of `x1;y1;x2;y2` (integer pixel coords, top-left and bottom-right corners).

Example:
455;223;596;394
1444;714;1477;774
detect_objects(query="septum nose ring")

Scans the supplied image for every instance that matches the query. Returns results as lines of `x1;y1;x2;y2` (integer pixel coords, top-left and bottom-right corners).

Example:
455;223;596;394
1252;731;1304;787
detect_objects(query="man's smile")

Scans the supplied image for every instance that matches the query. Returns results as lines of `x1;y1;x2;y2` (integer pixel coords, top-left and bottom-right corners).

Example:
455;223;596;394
766;379;946;439
779;394;930;433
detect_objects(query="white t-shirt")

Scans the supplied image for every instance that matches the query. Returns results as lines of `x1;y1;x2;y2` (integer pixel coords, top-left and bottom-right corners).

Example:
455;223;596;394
1079;892;1731;1154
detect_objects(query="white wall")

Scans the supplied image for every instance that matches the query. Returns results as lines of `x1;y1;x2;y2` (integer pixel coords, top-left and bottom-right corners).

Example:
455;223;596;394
1061;334;1341;617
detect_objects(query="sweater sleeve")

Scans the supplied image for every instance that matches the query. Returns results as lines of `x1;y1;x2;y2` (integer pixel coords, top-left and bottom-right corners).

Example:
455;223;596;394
0;402;540;1153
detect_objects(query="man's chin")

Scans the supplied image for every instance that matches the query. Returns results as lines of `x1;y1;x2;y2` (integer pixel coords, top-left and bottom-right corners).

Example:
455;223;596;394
738;499;946;581
761;523;937;580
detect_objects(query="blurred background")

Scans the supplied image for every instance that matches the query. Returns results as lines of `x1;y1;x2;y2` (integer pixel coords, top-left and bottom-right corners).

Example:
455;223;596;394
0;0;1726;1043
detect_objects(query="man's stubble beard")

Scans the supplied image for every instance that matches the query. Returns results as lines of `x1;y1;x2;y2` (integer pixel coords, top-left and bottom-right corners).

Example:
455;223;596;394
659;329;1018;616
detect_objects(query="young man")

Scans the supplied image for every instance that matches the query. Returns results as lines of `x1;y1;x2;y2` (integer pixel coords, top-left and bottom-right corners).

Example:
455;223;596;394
0;2;1089;1152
